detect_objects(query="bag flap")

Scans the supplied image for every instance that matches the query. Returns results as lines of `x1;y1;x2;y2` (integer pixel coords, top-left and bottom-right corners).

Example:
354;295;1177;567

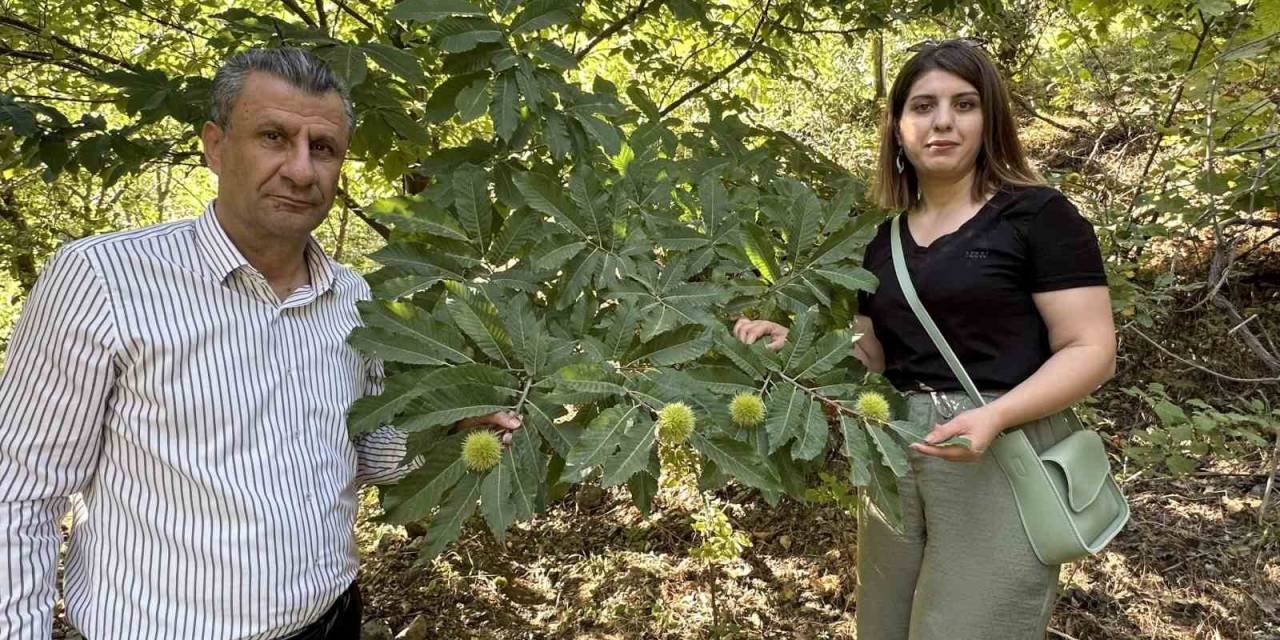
1040;430;1110;511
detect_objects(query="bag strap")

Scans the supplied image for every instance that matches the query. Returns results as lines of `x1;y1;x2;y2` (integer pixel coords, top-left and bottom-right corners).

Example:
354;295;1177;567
889;215;986;408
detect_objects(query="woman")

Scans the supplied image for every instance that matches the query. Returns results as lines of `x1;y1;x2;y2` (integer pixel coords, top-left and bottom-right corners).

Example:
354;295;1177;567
733;40;1116;638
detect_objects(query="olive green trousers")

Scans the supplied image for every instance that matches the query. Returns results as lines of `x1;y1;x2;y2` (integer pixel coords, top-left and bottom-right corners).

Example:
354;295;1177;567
855;391;1080;640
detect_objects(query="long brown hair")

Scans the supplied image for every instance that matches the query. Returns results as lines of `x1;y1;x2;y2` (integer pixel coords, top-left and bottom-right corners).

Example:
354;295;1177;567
873;40;1042;211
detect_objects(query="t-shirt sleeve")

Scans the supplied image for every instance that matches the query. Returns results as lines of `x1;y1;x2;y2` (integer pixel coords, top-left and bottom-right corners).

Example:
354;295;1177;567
1026;195;1108;292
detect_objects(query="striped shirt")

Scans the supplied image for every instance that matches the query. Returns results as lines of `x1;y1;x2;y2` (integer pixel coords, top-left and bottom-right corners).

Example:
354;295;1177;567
0;203;409;639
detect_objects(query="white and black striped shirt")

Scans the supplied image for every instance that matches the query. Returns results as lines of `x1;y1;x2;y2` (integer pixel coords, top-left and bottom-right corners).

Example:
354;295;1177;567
0;203;408;639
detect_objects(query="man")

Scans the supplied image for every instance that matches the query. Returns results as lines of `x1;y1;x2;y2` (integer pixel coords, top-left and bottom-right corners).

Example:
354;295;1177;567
0;48;518;639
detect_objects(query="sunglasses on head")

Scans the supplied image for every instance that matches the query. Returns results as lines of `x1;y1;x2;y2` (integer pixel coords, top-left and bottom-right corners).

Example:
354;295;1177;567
905;37;990;53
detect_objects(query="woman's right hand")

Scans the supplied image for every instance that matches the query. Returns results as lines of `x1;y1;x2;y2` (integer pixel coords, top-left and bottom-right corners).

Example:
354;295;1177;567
732;317;789;351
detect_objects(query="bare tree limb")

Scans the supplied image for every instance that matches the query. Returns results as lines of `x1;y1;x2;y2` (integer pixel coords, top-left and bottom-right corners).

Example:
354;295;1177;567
0;15;146;73
659;0;776;117
315;0;329;33
1124;325;1280;383
338;188;390;239
278;0;320;28
575;0;671;61
0;48;101;75
1011;92;1092;135
333;0;377;32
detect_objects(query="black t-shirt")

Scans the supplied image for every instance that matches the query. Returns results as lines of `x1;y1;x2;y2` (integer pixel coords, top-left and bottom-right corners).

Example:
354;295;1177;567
857;185;1107;392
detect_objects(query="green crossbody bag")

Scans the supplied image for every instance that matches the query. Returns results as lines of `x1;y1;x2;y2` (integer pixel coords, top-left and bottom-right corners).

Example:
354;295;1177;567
890;215;1129;565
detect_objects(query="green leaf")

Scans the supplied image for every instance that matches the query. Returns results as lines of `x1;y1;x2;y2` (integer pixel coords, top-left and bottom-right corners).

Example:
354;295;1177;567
626;86;661;121
628;471;657;516
532;41;578;69
444;282;513;365
868;425;909;477
434;17;504;52
348;326;454;365
357;299;474;364
453;164;494;251
513;171;575;224
627;326;713;367
813;265;878;294
505;426;544;520
742;225;781;283
865;463;903;531
779;309;817;374
840;416;874;486
390;0;486;21
509;0;576;35
791;399;829;461
420;472;483;561
455;77;491;122
567;170;613;241
480;452;515;540
764;384;805;454
563;405;638;480
317;45;368;88
600;415;657;487
689;431;783;492
361;43;425;83
381;433;467;522
789;331;853;381
425;73;486;123
577;113;622;155
348;371;429;436
490;71;520;141
543;109;572;160
486;207;540;264
500;295;553;375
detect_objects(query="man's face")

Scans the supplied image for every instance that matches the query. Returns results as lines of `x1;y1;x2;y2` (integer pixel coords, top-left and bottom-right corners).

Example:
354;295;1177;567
201;72;349;243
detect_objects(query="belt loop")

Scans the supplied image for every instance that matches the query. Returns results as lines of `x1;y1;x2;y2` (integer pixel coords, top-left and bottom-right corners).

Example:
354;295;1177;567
930;390;956;420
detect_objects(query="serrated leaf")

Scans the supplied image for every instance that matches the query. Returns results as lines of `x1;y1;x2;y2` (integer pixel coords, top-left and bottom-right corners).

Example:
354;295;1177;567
434;17;504;53
789;331;853;380
480;452;515;540
814;265;878;294
865;462;903;531
419;472;483;561
369;242;474;278
509;0;575;35
868;425;909;477
742;225;781;283
577;113;622;155
370;196;470;241
568;170;613;242
381;433;467;523
627;326;713;367
764;384;805;454
840;416;874;486
513;171;575;224
486;207;539;264
563;405;638;480
491;71;520;141
453;164;493;251
501;295;552;375
791;398;829;461
505;426;543;520
348;369;431;435
455;77;491;122
348;326;452;365
628;471;657;515
779;309;817;374
390;0;485;21
689;431;783;492
357;300;473;363
318;45;367;88
600;416;656;487
444;282;512;365
361;43;425;83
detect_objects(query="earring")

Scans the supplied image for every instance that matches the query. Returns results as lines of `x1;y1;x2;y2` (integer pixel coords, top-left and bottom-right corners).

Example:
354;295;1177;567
895;148;905;173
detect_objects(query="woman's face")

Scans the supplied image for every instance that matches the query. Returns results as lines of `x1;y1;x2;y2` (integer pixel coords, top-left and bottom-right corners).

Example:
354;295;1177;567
897;69;984;183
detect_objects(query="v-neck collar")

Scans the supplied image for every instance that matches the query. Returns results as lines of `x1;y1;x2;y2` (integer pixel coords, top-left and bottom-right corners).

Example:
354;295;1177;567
903;187;1012;252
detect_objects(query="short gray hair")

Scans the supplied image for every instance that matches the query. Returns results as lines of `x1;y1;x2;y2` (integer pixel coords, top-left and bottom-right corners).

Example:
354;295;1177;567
210;47;355;134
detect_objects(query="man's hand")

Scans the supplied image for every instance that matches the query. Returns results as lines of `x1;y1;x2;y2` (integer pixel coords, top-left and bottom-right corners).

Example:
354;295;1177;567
732;317;789;351
455;410;523;445
909;406;1005;462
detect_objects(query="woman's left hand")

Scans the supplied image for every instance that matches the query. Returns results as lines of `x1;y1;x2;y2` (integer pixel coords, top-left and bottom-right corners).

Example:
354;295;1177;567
909;406;1005;462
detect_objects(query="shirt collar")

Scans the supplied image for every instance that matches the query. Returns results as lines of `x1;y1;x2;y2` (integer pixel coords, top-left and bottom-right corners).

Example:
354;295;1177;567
194;201;337;296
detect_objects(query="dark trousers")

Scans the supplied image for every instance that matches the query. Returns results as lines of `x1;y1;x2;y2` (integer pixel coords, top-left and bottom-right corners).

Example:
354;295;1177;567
280;582;362;640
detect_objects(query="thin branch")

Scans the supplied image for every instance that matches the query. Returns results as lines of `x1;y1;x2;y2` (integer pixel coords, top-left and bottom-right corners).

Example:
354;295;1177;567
110;0;209;41
315;0;329;33
774;23;870;36
2;92;113;104
659;0;776;117
337;188;390;239
0;48;101;75
0;15;146;73
1126;12;1214;217
1124;325;1280;383
575;0;671;61
278;0;320;28
1011;92;1091;134
333;0;377;32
